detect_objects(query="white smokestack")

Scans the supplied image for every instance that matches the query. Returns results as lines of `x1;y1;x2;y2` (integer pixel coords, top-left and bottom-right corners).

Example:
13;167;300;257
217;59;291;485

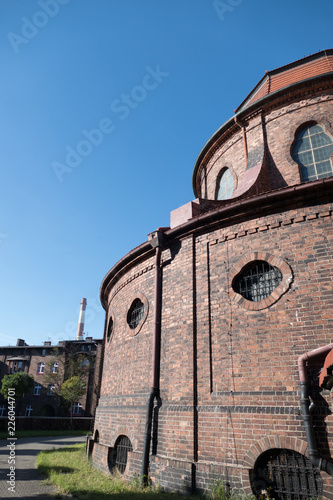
76;298;87;340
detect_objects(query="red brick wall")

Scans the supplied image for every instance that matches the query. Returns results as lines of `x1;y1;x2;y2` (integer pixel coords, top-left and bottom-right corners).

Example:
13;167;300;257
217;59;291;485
94;79;333;498
198;89;333;200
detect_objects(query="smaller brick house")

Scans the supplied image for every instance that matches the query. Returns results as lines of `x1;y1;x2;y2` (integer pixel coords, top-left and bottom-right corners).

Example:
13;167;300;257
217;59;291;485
0;337;103;422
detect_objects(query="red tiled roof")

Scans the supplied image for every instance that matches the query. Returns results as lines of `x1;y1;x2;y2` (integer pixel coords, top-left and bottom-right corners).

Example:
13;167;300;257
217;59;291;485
237;50;333;112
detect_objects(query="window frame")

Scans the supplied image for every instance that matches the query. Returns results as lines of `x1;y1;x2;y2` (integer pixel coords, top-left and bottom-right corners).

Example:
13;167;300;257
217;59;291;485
47;384;55;396
37;362;45;374
229;252;293;310
33;383;42;396
292;122;333;182
51;362;58;374
25;405;33;417
215;167;236;201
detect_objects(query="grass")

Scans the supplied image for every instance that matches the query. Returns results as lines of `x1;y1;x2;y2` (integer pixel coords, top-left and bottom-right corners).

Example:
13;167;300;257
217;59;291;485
0;429;90;440
37;444;264;499
36;443;189;499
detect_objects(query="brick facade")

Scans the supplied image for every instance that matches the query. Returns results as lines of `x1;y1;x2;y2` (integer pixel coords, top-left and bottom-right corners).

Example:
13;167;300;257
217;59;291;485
0;337;103;421
93;50;333;498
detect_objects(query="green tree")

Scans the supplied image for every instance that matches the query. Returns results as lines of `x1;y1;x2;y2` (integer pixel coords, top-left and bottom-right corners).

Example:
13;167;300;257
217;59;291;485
0;372;34;399
0;372;35;415
60;376;86;428
43;345;91;398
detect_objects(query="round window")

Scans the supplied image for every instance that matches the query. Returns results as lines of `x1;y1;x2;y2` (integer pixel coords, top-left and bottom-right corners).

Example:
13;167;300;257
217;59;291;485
127;298;145;330
233;260;282;302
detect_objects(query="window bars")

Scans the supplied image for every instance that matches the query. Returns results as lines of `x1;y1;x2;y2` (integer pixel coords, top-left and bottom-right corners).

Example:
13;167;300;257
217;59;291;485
251;449;323;499
108;435;133;474
234;260;282;302
127;299;144;329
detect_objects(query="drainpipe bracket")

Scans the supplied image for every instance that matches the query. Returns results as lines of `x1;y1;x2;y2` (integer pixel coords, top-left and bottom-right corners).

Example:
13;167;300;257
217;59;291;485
148;228;169;249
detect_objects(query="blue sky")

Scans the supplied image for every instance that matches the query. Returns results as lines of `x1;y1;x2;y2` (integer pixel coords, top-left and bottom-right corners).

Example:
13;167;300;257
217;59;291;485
0;0;332;346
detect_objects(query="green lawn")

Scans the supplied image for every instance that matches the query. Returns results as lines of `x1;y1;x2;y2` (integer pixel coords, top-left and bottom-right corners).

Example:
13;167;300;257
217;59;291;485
36;443;191;499
36;443;258;499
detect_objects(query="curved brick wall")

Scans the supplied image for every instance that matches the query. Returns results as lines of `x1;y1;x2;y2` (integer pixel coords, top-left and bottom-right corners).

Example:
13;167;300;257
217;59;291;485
93;52;333;498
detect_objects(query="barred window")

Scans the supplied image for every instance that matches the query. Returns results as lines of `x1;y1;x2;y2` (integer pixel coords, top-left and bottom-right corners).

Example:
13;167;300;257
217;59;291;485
251;448;323;499
127;299;145;330
292;123;333;182
233;260;282;302
216;168;234;200
108;435;133;474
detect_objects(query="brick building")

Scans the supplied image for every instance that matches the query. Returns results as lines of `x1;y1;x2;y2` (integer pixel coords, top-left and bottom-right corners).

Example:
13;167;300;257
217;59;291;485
0;336;103;421
92;50;333;498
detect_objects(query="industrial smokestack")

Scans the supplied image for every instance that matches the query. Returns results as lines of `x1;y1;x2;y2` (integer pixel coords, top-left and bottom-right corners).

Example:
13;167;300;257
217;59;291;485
76;298;87;340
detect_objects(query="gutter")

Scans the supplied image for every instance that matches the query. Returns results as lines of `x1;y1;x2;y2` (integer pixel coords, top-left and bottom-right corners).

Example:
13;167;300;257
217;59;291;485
100;176;333;309
298;344;333;475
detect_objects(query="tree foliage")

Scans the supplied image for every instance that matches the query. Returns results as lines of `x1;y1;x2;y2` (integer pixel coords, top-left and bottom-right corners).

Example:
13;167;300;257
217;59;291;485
0;372;34;399
60;376;86;406
43;344;91;398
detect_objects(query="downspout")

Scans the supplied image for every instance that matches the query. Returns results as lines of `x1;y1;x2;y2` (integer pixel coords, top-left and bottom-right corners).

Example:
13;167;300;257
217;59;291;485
141;228;167;483
298;343;333;476
234;115;248;166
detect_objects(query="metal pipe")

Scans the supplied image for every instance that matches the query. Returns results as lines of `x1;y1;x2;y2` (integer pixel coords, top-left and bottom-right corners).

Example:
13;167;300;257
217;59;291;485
141;231;165;483
298;344;333;476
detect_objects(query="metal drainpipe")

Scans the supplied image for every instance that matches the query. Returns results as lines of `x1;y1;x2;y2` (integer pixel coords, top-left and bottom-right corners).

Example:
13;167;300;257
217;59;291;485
141;229;167;484
298;343;333;476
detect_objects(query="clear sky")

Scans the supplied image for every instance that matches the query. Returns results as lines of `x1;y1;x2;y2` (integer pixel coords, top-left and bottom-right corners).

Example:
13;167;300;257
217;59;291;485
0;0;332;346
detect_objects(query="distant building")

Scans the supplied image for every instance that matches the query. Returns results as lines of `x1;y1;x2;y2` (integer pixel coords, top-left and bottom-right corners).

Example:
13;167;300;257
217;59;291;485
0;337;104;419
92;49;333;498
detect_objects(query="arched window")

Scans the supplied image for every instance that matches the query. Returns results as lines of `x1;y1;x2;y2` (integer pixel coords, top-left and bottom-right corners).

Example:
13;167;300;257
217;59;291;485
292;123;333;182
108;435;133;474
250;448;323;498
216;168;234;200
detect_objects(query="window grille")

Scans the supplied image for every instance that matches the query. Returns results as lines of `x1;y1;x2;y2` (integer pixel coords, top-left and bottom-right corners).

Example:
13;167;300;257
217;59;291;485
292;123;333;181
251;449;323;499
0;404;6;416
108;435;133;474
216;168;234;200
127;299;144;330
233;260;282;302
